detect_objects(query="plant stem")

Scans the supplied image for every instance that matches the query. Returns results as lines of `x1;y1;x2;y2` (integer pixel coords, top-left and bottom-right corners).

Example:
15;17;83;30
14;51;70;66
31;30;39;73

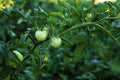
59;22;120;46
95;17;120;22
22;39;48;63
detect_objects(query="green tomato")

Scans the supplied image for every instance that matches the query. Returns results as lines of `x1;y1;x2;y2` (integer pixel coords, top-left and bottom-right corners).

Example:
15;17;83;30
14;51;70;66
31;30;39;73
43;27;49;33
50;37;62;48
35;29;48;42
86;13;93;21
13;50;24;62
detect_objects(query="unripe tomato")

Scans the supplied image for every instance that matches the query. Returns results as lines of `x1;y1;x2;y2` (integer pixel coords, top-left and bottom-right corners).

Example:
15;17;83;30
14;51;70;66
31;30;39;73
43;27;49;33
50;37;62;48
13;50;24;62
35;28;48;42
86;13;93;21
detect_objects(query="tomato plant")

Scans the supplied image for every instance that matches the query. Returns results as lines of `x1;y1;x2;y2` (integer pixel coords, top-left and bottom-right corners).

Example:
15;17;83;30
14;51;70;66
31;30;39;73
0;0;120;80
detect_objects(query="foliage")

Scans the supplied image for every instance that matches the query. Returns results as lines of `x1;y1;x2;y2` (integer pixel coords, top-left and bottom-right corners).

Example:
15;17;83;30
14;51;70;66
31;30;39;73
0;0;14;11
0;0;120;80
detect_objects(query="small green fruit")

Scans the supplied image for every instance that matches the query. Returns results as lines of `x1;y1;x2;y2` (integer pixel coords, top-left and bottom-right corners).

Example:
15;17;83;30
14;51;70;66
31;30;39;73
35;28;48;42
50;37;62;48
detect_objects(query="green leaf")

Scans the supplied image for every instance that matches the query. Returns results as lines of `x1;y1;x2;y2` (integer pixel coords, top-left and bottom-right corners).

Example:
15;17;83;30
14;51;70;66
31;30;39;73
0;27;6;41
0;41;8;57
58;0;70;9
109;58;120;73
49;12;64;18
2;74;11;80
59;73;68;80
73;43;87;62
0;66;11;79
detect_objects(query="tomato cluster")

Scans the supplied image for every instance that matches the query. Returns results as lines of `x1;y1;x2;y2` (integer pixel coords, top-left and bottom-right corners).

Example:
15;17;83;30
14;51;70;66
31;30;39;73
35;27;62;48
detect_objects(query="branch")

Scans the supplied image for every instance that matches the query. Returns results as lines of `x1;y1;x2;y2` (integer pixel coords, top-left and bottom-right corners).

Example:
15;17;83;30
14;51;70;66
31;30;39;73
59;22;120;46
95;17;120;23
22;38;48;63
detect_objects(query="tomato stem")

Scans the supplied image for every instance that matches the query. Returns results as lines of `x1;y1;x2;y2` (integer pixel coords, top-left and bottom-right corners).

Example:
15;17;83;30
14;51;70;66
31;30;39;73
60;22;120;46
95;17;120;22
